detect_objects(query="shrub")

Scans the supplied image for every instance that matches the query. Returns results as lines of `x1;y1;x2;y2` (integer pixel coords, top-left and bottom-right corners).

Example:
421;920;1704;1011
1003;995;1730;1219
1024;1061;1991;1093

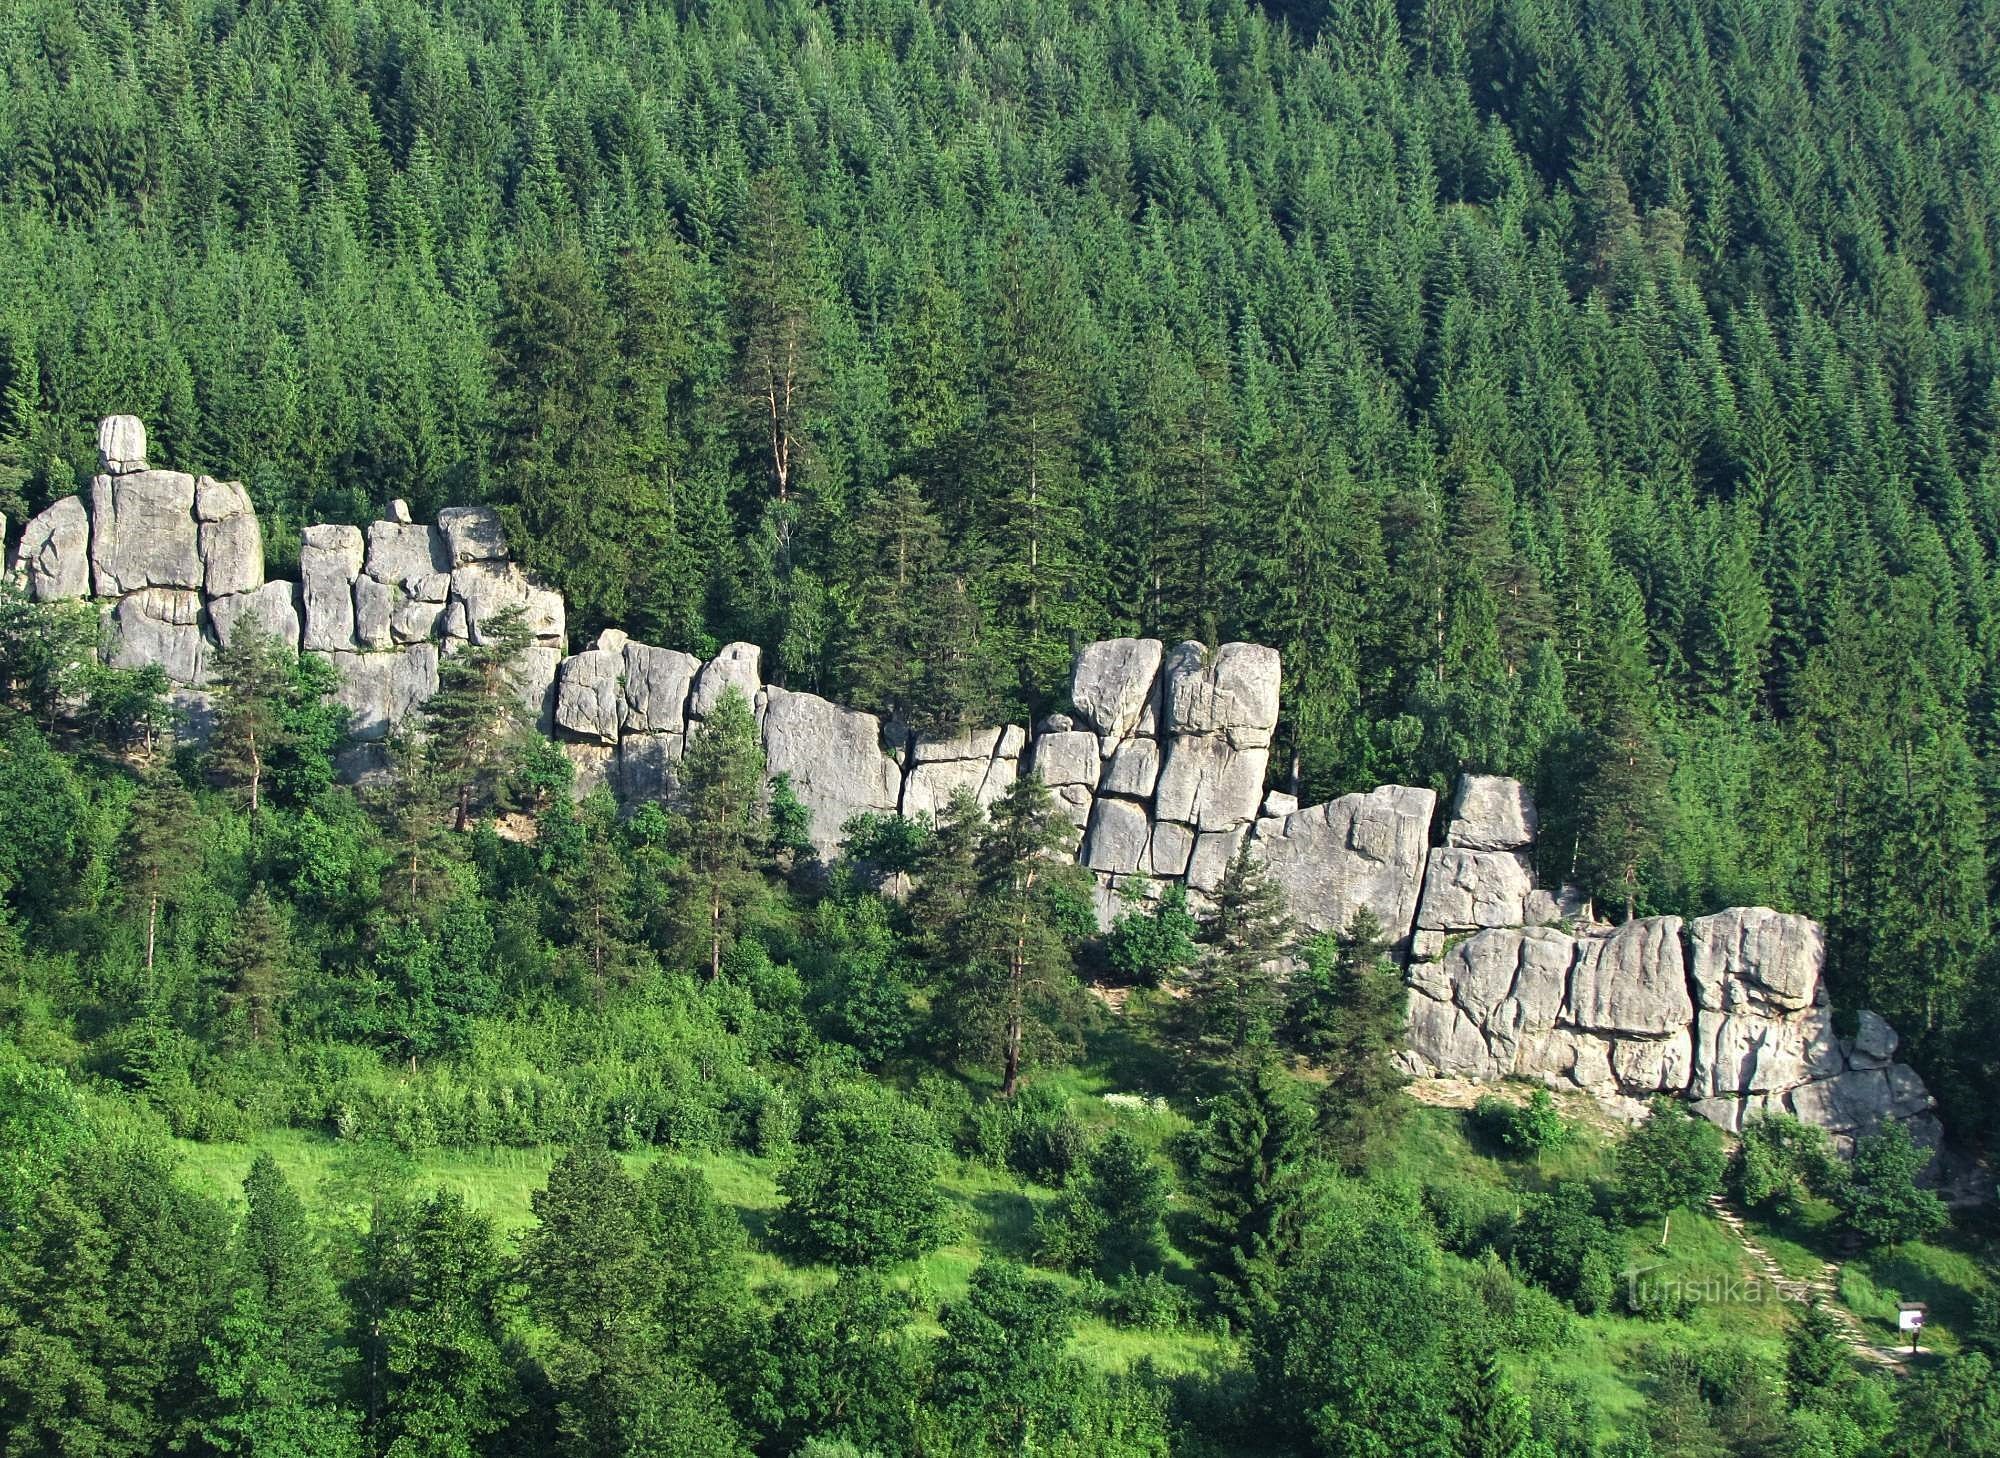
1007;1083;1090;1185
1615;1098;1727;1219
1105;884;1198;986
776;1085;946;1268
1510;1183;1621;1314
1836;1122;1948;1247
1731;1113;1838;1217
1473;1089;1570;1156
1100;1271;1192;1330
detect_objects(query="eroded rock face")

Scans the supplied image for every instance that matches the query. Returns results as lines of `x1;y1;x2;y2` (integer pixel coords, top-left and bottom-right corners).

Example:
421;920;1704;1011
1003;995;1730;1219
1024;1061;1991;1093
760;688;903;861
12;497;91;600
901;725;1022;820
366;520;448;589
1070;638;1163;742
1162;640;1282;747
688;642;762;719
1417;848;1536;932
108;588;207;684
555;639;626;744
1567;917;1691;1037
91;471;202;595
1155;735;1269;830
622;642;698;733
1031;730;1100;790
63;416;1951;1157
196;480;263;598
1083;796;1152;875
209;581;301;653
1446;774;1537;851
437;506;508;565
447;561;565;646
1689;907;1822;1013
301;524;364;652
1249;785;1437;943
330;644;440;742
97;415;148;474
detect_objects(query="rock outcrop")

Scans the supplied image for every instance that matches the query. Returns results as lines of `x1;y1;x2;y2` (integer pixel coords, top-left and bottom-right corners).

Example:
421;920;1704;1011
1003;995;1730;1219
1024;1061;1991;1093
1399;772;1939;1149
15;417;1942;1154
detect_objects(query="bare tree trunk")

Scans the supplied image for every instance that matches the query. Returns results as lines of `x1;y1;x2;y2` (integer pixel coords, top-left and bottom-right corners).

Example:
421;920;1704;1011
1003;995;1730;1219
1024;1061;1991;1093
709;882;723;981
145;891;158;975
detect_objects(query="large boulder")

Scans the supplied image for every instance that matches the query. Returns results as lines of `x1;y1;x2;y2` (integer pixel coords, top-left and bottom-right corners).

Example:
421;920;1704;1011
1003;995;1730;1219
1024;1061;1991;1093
90;470;201;595
1082;796;1152;875
1161;641;1282;747
901;725;1023;820
1153;735;1269;830
107;588;208;684
1404;925;1575;1078
437;506;508;565
1689;907;1822;1013
352;576;395;649
1249;784;1437;943
1031;729;1101;789
554;637;626;744
1693;1002;1841;1098
1415;848;1536;931
760;688;904;861
1069;638;1163;742
329;644;440;742
300;524;364;652
1565;916;1691;1037
446;561;565;646
11;496;91;600
194;478;263;597
687;642;762;720
621;641;699;733
617;730;684;804
365;520;448;589
1101;737;1161;798
1149;820;1196;877
97;415;148;474
1445;774;1537;851
208;581;301;653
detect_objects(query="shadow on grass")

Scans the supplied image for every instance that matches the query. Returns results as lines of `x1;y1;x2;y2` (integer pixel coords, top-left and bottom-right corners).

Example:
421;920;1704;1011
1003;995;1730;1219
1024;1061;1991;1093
965;1186;1040;1260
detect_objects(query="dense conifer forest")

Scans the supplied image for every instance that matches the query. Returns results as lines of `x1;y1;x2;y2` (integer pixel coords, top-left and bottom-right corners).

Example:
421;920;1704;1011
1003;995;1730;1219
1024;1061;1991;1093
3;0;2000;1452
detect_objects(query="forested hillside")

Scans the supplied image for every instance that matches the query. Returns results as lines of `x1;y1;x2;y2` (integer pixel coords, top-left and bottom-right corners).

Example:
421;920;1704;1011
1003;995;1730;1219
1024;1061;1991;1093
6;0;2000;1113
5;0;2000;1452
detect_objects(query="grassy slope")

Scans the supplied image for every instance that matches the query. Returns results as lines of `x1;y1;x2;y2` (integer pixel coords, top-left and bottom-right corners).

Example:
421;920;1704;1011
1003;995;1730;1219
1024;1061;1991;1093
167;1052;1989;1430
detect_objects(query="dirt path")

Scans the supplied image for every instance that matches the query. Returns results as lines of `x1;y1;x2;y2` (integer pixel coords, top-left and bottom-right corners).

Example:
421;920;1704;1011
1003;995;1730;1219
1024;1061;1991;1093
1704;1194;1911;1372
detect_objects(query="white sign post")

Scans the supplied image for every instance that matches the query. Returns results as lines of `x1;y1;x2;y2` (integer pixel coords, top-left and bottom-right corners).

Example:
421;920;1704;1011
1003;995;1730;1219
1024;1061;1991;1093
1899;1303;1927;1355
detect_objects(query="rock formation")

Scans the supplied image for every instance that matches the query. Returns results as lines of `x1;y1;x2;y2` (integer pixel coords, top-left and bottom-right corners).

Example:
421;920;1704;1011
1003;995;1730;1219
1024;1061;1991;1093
4;418;1941;1151
1398;775;1939;1151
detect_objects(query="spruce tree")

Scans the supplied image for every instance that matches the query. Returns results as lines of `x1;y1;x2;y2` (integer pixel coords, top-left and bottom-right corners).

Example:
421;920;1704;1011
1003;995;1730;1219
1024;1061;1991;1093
941;774;1089;1096
674;686;767;979
122;765;199;978
413;603;536;833
1189;1059;1320;1325
1193;839;1294;1064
